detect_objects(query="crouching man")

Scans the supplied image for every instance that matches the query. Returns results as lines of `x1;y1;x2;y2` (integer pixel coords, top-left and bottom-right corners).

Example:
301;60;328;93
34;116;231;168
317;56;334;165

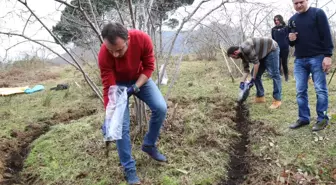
227;37;282;109
98;22;167;185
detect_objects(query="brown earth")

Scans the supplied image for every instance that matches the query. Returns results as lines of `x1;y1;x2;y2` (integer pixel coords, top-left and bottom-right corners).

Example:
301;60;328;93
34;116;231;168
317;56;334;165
0;107;97;185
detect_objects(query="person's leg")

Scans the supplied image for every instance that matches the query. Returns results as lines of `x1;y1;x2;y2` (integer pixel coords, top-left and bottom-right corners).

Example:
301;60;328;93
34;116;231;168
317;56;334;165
135;79;168;162
135;79;167;146
293;58;310;122
264;47;282;101
253;62;266;98
279;49;283;76
114;83;139;184
309;55;328;131
281;48;289;81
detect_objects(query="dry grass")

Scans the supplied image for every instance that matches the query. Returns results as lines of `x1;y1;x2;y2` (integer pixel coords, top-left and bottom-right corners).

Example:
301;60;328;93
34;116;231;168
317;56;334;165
0;57;61;87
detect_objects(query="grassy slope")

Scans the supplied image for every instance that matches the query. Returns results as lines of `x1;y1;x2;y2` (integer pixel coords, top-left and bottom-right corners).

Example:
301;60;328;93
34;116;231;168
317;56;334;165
221;60;336;184
2;61;240;185
2;59;336;184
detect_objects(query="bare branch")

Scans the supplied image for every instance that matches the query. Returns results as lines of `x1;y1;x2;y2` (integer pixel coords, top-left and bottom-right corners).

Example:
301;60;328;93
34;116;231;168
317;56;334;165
164;1;231;99
77;0;103;43
54;0;77;9
15;0;103;102
159;0;211;84
128;0;136;28
320;0;333;9
329;11;336;20
0;31;78;68
55;0;103;43
115;1;125;25
87;0;100;34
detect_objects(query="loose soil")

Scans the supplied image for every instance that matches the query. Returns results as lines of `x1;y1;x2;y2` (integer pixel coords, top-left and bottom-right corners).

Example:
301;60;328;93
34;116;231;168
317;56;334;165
0;107;97;185
219;103;251;185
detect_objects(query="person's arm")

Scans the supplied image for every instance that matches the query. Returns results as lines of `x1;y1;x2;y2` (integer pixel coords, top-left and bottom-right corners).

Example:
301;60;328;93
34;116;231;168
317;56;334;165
287;19;296;47
252;63;260;80
317;9;334;57
241;58;250;82
98;46;116;109
136;32;155;88
245;47;259;80
271;28;275;40
316;9;333;72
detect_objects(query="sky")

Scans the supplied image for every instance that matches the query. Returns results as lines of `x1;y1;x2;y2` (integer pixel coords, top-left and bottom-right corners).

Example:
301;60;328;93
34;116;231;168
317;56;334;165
0;0;335;62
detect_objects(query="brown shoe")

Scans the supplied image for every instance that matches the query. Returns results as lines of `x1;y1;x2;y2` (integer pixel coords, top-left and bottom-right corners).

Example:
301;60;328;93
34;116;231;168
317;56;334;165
255;96;266;103
269;99;281;109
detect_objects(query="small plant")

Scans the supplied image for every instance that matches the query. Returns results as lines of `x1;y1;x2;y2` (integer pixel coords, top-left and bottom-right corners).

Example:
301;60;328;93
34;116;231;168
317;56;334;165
63;89;70;99
43;93;52;107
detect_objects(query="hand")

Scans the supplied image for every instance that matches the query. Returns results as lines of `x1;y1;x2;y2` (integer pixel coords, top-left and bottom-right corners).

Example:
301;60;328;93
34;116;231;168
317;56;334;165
239;82;245;90
322;57;332;73
127;86;134;97
289;32;298;41
248;79;255;89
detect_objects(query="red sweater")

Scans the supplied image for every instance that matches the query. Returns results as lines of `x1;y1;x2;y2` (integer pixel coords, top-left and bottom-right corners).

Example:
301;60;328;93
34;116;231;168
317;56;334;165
98;30;155;108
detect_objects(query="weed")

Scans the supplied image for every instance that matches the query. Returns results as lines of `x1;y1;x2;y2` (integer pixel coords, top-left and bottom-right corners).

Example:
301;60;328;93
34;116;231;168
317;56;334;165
42;93;53;107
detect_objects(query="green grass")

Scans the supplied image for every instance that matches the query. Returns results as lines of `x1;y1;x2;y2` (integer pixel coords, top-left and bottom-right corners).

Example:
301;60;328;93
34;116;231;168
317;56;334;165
221;58;336;183
2;59;336;184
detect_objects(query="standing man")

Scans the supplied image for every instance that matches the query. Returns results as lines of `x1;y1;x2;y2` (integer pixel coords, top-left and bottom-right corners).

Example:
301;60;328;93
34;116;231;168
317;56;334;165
288;0;333;131
227;37;282;109
98;22;167;184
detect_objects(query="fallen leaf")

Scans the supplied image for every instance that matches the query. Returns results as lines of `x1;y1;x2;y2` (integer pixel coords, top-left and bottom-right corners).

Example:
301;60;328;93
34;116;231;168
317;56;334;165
269;142;274;147
176;169;188;174
332;169;336;180
279;176;286;183
280;169;288;178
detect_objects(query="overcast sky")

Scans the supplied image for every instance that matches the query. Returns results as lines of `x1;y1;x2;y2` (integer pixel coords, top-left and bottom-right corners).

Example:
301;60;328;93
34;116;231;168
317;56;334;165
0;0;335;62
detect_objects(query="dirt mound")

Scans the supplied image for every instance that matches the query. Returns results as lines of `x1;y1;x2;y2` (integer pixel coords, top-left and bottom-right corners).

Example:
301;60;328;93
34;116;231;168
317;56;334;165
51;107;97;123
0;123;49;184
0;107;97;184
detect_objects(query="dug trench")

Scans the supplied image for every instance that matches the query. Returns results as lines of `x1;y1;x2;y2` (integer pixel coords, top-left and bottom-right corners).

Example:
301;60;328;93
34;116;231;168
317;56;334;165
219;102;251;185
0;107;97;185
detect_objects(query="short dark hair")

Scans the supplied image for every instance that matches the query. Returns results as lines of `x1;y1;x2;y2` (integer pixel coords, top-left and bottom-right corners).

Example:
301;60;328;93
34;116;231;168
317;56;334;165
101;22;128;44
227;46;239;57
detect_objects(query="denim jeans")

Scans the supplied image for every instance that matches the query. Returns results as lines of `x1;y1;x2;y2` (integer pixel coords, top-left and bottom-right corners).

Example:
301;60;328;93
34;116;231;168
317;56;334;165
254;47;282;100
116;78;167;172
294;55;328;122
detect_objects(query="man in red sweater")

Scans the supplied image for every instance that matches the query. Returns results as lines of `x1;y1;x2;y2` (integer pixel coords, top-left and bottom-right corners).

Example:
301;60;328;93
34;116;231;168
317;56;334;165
98;22;167;185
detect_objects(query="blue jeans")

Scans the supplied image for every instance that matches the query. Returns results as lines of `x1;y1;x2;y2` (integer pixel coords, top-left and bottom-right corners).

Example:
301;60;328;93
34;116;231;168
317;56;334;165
254;47;282;100
116;79;167;172
294;55;328;122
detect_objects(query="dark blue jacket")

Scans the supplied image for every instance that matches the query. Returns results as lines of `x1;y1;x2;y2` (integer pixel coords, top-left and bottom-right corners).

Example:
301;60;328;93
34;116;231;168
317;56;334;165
271;25;289;50
288;7;334;57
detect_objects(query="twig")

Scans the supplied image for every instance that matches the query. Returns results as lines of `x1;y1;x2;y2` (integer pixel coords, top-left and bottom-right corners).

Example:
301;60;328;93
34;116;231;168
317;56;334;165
220;43;235;82
158;0;211;84
128;0;136;28
16;0;103;102
22;13;32;35
115;1;125;25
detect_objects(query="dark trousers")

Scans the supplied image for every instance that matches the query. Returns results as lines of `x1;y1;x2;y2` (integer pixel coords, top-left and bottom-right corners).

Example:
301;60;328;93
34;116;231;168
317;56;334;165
279;48;289;79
